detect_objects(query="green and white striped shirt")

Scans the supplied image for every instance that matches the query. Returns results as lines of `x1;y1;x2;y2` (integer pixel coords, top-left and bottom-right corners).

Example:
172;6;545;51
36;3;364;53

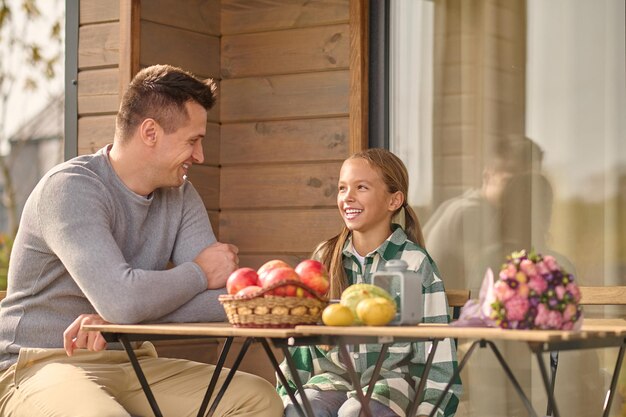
277;226;461;417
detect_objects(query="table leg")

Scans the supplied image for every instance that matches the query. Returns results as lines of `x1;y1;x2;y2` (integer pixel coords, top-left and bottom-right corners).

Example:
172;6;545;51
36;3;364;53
364;343;389;400
428;339;480;417
205;337;254;417
196;336;234;417
259;339;307;417
337;344;373;417
118;334;163;417
279;344;317;417
545;351;559;416
602;344;625;417
485;341;538;417
406;339;439;417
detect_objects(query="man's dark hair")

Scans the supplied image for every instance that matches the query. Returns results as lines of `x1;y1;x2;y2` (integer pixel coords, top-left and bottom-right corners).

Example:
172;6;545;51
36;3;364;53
115;64;217;142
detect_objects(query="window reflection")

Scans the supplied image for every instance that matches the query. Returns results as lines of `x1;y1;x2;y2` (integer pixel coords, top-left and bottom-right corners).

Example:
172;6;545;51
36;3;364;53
386;0;625;416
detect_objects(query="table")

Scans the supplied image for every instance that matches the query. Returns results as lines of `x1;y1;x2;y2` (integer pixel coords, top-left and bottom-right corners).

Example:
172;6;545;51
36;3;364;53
82;321;626;417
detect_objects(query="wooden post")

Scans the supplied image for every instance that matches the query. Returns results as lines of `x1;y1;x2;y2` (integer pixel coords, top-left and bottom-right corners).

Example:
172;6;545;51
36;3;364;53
119;0;141;100
349;0;369;153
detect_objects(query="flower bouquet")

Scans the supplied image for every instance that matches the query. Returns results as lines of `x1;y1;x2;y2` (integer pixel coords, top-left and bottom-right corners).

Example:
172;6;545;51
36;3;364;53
490;249;583;330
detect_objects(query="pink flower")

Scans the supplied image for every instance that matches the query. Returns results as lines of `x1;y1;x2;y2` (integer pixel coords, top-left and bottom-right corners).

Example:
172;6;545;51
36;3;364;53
493;250;582;330
520;259;537;276
563;304;577;322
528;275;548;294
536;261;549;275
501;264;517;280
544;255;559;272
535;305;563;329
494;281;516;302
504;295;530;321
535;304;550;327
545;310;563;329
567;283;581;302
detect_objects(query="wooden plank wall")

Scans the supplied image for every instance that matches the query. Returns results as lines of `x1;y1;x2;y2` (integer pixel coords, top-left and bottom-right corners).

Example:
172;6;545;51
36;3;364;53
77;0;357;265
77;0;121;155
139;0;222;233
219;0;351;268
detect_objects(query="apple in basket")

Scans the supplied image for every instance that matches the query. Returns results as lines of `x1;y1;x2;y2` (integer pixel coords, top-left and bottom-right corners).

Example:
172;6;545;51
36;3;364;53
226;267;259;295
235;285;262;297
257;260;291;284
261;267;304;297
295;259;330;296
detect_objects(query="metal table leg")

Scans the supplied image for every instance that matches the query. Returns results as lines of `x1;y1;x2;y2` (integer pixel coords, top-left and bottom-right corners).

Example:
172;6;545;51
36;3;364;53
487;341;538;417
337;344;373;417
260;339;308;417
364;343;389;400
118;334;163;417
279;344;317;417
603;344;625;417
205;337;253;417
406;339;439;417
196;336;234;417
428;340;480;417
546;351;559;416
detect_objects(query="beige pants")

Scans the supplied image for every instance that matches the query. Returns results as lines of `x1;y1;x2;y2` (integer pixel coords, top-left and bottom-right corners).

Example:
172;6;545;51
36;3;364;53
0;343;283;417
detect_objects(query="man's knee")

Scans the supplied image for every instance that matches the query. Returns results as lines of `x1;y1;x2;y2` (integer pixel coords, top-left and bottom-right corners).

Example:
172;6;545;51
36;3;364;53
226;371;283;416
7;363;130;417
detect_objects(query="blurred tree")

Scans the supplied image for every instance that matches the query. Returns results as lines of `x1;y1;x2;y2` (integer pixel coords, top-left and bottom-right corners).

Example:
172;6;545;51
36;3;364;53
0;0;63;288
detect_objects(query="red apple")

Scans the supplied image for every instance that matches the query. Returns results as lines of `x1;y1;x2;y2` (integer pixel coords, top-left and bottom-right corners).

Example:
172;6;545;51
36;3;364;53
226;267;259;295
235;285;262;297
257;260;291;287
295;259;330;296
261;267;301;296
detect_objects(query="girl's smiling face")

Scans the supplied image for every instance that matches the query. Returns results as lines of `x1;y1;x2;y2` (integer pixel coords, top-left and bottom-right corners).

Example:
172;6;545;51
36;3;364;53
337;158;402;236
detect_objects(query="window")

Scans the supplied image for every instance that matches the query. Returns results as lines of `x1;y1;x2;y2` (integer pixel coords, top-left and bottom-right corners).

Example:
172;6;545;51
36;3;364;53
374;0;626;415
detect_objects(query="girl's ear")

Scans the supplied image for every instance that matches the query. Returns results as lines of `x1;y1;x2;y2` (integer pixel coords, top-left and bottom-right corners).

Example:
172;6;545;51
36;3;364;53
389;191;404;211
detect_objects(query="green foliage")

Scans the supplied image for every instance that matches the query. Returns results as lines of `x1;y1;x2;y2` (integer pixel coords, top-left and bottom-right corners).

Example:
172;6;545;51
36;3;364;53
0;0;64;237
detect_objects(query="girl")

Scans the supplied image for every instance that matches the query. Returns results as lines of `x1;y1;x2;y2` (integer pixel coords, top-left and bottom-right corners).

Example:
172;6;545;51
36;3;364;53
277;149;461;417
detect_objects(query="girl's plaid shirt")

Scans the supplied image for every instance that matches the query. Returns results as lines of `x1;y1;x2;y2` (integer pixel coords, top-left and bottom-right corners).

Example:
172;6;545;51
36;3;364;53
276;226;462;417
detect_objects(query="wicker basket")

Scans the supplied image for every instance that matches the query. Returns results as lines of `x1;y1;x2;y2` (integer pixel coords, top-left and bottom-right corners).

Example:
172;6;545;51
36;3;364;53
219;280;328;328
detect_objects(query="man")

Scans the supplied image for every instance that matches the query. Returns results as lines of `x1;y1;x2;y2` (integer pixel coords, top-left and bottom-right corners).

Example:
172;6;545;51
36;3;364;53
0;65;283;417
423;137;544;293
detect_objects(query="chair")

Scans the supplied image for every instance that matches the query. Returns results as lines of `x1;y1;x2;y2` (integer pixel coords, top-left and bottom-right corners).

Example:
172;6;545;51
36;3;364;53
445;288;471;320
546;286;626;417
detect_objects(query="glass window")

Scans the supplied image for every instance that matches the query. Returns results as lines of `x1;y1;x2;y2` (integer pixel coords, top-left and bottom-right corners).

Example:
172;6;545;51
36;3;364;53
381;1;626;415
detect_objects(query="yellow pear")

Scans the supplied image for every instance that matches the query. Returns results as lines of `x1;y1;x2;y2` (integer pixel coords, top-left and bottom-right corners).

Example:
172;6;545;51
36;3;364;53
356;297;396;326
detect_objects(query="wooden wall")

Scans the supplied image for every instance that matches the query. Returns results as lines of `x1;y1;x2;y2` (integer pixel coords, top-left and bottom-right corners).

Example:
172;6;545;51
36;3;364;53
77;0;121;156
219;0;351;268
76;0;360;255
139;0;222;233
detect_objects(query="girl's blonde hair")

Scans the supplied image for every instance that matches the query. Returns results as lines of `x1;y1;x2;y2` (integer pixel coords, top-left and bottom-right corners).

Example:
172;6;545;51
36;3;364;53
318;149;425;298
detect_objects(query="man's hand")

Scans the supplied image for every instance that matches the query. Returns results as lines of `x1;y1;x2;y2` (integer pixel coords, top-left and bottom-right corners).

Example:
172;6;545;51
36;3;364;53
194;242;239;289
63;314;110;356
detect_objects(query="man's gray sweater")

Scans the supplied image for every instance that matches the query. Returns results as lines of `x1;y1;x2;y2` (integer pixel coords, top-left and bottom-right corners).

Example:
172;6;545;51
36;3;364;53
0;146;226;371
